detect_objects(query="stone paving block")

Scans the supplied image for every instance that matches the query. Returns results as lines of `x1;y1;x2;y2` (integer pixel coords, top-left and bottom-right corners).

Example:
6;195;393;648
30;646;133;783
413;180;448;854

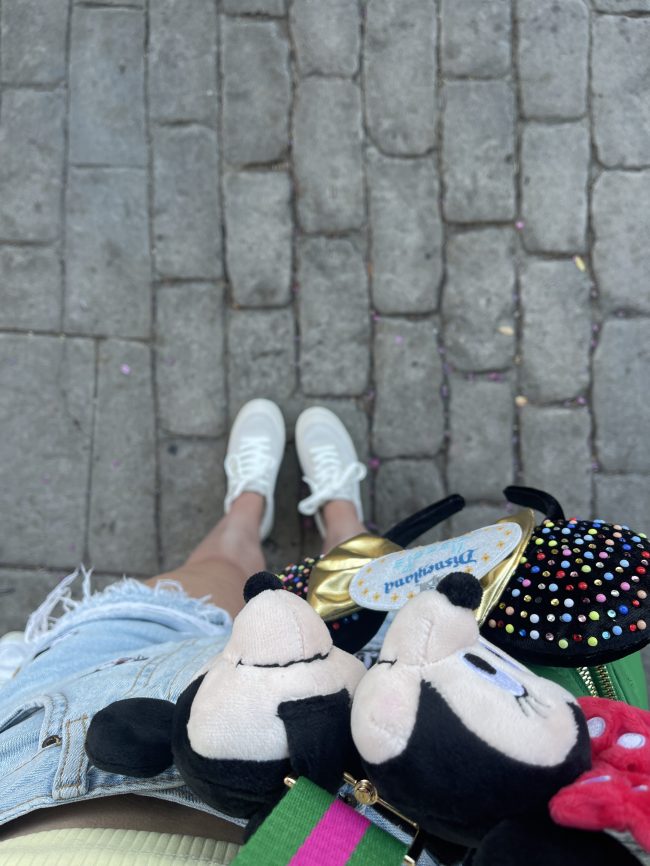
593;17;650;168
440;0;511;78
592;0;650;8
159;438;226;571
521;122;589;253
298;237;370;396
593;172;650;315
594;319;650;474
89;340;158;574
595;476;650;536
443;229;516;372
1;246;62;331
0;570;65;634
448;375;514;500
224;171;292;307
1;0;67;84
0;90;64;241
293;78;364;233
221;19;290;165
364;0;436;155
367;149;442;315
223;0;285;13
520;259;591;402
442;81;515;221
449;503;510;538
290;0;360;77
149;0;218;124
65;168;151;338
156;285;226;437
375;459;444;536
227;308;296;416
152;126;222;279
373;318;443;458
0;336;94;566
517;0;588;119
69;6;146;166
520;406;592;518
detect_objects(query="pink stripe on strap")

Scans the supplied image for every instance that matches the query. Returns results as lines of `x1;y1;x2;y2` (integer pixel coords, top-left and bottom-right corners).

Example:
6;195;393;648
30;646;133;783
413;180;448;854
288;799;370;866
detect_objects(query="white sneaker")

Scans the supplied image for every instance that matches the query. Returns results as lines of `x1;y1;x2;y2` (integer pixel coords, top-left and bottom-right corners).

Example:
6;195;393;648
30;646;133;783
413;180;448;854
224;399;286;540
296;407;367;538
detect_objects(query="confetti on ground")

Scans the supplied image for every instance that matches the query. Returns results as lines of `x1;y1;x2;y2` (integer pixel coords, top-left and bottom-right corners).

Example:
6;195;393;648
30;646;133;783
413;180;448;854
111;459;123;469
573;255;586;272
488;372;504;382
441;384;449;398
120;363;131;376
368;457;381;470
515;395;528;407
372;311;381;322
577;395;587;405
515;220;525;230
498;325;515;337
395;335;404;345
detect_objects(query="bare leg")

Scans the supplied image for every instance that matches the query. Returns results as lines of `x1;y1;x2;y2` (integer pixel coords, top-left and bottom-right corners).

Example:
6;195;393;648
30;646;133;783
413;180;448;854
321;500;366;555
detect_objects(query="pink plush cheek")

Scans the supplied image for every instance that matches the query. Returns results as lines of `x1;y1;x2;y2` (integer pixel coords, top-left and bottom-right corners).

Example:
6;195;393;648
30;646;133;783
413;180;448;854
351;671;418;765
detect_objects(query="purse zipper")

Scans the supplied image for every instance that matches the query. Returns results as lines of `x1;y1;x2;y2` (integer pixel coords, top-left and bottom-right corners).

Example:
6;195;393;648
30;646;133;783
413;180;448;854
577;665;620;700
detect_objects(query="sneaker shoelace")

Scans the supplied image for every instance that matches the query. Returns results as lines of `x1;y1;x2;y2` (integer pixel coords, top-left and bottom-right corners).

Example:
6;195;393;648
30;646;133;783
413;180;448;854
224;435;274;507
298;443;366;516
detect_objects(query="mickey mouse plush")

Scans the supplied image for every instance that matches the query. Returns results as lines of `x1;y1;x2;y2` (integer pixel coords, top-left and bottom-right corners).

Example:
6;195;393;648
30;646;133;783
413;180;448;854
85;572;365;832
350;572;644;865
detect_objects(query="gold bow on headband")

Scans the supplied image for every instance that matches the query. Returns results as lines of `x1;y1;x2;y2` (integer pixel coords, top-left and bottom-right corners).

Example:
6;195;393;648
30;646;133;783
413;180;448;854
307;509;536;625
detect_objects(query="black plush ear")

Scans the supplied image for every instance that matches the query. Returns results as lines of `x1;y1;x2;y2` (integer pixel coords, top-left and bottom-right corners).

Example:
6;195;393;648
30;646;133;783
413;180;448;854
278;689;353;794
437;572;482;610
244;571;283;602
85;697;175;777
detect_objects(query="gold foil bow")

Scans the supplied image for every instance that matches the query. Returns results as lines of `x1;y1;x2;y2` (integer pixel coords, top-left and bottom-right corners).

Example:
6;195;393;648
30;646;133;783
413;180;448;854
307;509;536;625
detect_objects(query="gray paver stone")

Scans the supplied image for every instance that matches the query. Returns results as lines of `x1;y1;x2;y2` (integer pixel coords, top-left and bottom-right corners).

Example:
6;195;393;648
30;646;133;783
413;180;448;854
373;318;443;457
441;0;511;78
153;126;222;279
517;0;588;119
443;229;516;372
448;375;514;500
442;81;515;221
223;0;286;13
0;336;94;566
594;319;650;474
293;78;364;233
69;7;146;166
159;438;226;571
593;172;650;315
157;286;227;437
1;0;67;83
521;122;589;253
88;340;158;574
595;476;650;536
367;149;442;314
291;0;360;76
149;0;218;124
520;406;592;518
593;17;650;168
375;458;445;535
520;259;591;401
65;168;151;338
224;171;292;307
227;308;297;415
298;237;370;396
592;0;650;8
1;246;62;331
449;503;510;538
364;0;437;155
0;90;64;241
222;19;290;165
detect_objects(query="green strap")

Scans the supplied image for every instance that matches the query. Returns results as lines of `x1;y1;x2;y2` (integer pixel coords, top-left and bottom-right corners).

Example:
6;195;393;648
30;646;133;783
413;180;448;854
232;777;410;866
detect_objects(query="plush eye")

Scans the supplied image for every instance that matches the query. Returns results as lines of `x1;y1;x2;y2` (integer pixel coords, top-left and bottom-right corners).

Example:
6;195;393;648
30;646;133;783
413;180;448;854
462;652;526;697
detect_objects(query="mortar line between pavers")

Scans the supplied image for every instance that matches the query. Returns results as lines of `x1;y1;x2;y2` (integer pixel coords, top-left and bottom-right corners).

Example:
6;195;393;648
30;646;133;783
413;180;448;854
143;0;163;572
585;0;602;518
59;0;73;333
434;0;451;500
511;0;524;487
82;339;100;565
0;564;150;580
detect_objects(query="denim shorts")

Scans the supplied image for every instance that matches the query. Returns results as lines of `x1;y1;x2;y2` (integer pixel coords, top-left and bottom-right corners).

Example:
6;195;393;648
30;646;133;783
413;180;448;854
0;567;238;828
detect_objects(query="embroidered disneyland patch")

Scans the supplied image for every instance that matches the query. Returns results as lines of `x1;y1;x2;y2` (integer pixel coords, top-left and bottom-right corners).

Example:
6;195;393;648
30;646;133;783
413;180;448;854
349;523;523;612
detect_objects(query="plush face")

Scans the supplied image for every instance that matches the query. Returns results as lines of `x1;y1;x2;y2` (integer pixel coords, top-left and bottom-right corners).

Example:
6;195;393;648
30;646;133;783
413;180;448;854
86;573;366;824
350;573;592;846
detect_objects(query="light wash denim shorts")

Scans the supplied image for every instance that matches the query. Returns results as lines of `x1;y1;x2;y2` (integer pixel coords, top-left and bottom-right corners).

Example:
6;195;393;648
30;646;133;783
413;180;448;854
0;568;237;828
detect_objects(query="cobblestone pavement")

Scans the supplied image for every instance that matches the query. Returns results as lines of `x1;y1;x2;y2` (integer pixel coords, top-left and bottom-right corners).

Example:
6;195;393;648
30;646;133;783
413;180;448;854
1;1;650;652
